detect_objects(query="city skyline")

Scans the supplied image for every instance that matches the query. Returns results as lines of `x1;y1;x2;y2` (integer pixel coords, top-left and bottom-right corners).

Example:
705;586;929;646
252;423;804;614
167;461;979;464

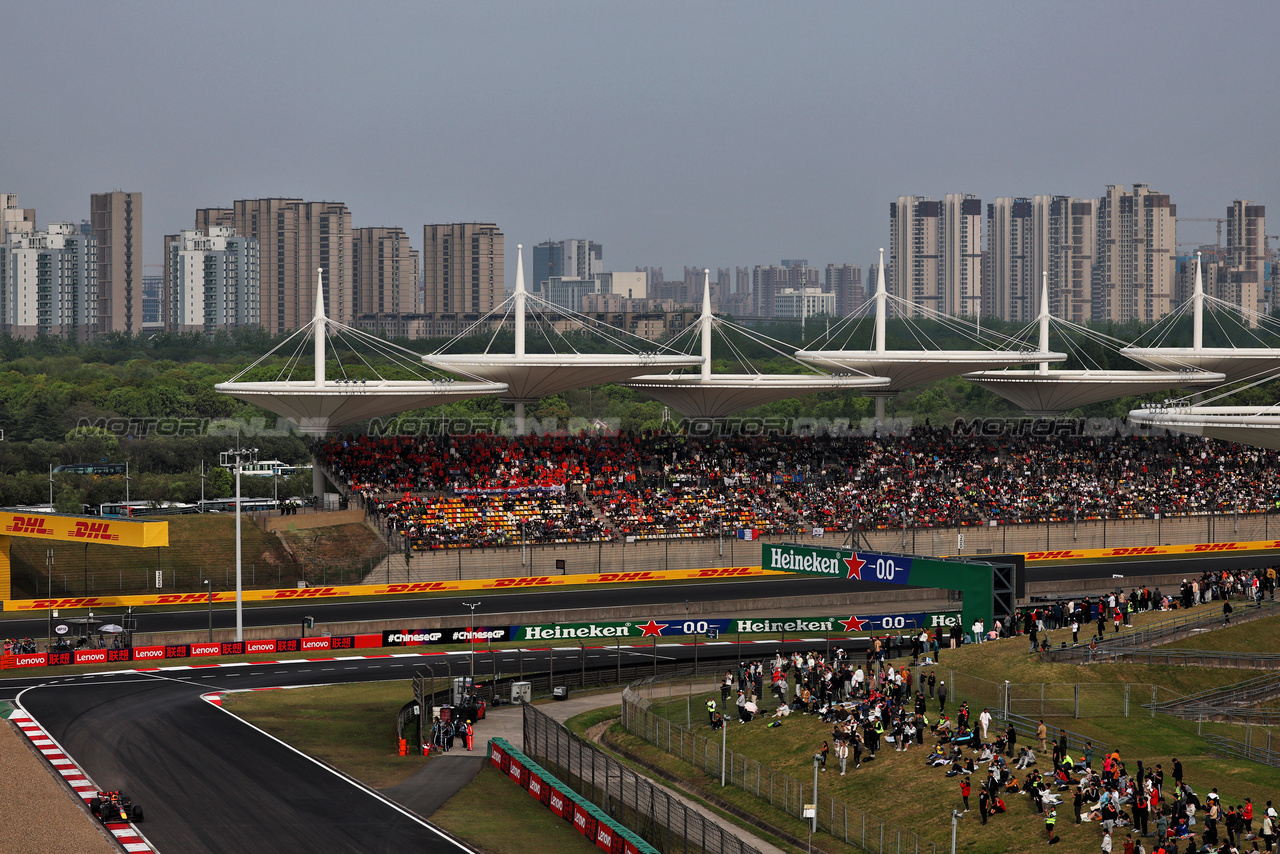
1;3;1275;288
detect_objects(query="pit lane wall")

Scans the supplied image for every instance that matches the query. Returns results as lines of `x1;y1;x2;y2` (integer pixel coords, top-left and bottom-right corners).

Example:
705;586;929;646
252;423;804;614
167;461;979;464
488;737;660;854
0;609;960;669
0;566;777;612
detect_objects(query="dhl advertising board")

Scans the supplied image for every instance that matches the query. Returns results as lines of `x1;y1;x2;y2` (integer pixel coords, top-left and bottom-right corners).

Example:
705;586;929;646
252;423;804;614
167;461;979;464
1022;537;1280;562
2;565;781;611
0;511;169;548
0;512;169;612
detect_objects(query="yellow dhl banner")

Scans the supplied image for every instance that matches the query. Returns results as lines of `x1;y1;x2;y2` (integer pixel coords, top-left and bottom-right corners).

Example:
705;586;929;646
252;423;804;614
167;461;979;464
1024;538;1280;563
1;564;782;611
0;511;169;549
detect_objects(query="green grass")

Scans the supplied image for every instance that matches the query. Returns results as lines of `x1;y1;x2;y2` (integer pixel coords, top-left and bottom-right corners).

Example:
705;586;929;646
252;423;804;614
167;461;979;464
222;680;423;788
1159;610;1280;654
432;764;602;854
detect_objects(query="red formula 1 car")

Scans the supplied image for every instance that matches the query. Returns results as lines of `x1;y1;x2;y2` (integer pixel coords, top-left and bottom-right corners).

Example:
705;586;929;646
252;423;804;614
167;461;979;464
89;790;144;823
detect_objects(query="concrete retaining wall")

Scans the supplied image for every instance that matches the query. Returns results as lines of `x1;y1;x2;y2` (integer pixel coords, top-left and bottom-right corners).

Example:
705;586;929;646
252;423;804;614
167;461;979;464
371;512;1280;583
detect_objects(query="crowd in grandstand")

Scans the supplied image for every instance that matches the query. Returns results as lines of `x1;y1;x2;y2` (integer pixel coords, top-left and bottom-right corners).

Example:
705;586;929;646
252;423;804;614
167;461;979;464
314;426;1280;550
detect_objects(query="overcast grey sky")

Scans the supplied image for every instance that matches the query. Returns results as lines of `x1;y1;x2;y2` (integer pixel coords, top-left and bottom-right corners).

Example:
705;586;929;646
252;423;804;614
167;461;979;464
2;1;1276;283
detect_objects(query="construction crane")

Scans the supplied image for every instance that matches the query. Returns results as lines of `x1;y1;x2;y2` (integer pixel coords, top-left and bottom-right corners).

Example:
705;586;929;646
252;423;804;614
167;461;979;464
1181;217;1226;254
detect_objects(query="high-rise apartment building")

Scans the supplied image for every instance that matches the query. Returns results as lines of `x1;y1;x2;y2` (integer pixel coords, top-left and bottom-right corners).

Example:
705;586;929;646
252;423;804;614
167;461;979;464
164;227;260;333
986;198;1036;322
0;223;97;341
824;264;865;317
941;194;983;317
1225;200;1266;322
90;191;142;336
0;194;35;244
141;272;164;329
353;226;420;317
982;193;1095;323
1046;197;1096;323
199;199;354;335
715;268;731;303
890;195;983;318
748;261;819;318
751;266;789;317
889;196;941;317
1094;184;1176;323
422;223;503;316
531;239;602;294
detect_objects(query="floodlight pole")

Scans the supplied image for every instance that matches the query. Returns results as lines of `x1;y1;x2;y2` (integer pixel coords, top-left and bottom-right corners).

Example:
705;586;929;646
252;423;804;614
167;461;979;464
721;713;727;787
812;754;820;833
223;446;258;642
463;601;480;677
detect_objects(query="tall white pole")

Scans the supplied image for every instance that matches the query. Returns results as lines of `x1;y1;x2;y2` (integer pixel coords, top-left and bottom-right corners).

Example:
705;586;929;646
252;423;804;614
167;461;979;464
700;269;712;381
1193;251;1204;351
514;244;526;358
235;458;243;641
874;248;887;354
1038;272;1050;375
513;245;527;436
314;268;326;388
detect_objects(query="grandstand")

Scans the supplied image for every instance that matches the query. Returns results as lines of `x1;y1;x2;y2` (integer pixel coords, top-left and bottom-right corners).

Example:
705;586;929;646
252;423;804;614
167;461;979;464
316;424;1280;551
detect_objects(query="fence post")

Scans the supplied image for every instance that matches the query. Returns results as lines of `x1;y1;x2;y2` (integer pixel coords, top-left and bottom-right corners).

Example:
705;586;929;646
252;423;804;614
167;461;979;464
1124;683;1129;717
1152;685;1157;718
1074;684;1079;719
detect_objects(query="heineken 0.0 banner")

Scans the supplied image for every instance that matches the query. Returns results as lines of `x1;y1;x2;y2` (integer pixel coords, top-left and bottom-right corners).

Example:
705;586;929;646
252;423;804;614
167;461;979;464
761;543;916;584
510;611;959;643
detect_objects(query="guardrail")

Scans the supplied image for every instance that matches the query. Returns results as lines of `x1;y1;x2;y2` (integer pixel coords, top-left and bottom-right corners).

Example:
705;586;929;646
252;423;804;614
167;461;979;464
524;701;759;854
1203;734;1280;768
489;736;663;854
1039;599;1280;663
1104;648;1280;670
988;708;1107;758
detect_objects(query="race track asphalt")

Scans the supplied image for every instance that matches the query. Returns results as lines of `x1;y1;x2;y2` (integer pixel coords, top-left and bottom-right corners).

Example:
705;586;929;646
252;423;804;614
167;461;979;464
18;668;474;854
10;642;780;854
3;551;1267;640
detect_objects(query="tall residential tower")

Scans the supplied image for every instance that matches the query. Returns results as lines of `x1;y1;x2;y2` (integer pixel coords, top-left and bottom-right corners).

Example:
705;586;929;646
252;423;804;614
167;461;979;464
90;191;142;335
422;223;503;317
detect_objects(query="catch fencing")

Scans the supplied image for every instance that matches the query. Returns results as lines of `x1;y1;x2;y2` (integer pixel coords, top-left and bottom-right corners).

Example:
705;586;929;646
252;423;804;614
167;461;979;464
1203;733;1280;768
522;701;759;854
622;678;938;854
1040;600;1280;663
930;669;1171;720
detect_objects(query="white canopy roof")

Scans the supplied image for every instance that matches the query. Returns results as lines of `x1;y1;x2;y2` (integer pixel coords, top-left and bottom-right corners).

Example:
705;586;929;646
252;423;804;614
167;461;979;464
964;369;1226;416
